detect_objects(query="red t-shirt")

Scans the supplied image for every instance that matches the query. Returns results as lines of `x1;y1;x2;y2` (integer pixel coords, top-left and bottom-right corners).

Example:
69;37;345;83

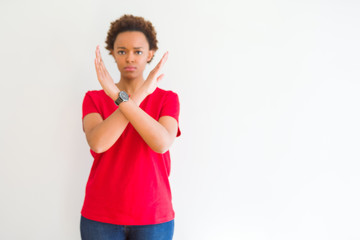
81;87;181;225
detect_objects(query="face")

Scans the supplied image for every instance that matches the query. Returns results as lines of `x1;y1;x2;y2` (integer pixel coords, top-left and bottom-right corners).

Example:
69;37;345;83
111;31;154;79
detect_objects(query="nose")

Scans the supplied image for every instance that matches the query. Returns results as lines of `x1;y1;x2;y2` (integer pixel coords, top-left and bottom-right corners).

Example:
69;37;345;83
126;52;135;63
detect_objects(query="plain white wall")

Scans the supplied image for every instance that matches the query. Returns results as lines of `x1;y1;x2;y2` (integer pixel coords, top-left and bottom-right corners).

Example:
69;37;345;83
1;0;359;239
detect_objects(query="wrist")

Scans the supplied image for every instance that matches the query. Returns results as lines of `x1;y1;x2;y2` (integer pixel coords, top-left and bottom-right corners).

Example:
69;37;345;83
108;85;120;101
132;86;148;105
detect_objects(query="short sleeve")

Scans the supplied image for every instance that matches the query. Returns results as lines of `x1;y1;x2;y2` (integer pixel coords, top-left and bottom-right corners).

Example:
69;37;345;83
159;92;181;137
82;91;100;120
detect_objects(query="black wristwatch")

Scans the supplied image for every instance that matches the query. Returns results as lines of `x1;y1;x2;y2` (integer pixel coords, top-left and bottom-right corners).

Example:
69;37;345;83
114;91;129;106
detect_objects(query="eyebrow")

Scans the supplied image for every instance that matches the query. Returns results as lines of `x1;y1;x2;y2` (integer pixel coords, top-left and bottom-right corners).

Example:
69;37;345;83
116;47;143;49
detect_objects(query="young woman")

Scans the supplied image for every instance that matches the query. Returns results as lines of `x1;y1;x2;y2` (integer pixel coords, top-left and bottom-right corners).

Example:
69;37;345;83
80;14;181;240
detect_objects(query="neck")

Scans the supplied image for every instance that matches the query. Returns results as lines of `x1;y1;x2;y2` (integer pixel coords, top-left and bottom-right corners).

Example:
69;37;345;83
115;76;144;96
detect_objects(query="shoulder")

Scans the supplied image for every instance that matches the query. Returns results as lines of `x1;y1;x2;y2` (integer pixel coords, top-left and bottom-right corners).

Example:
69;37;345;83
84;89;106;98
152;88;180;110
154;87;179;99
83;89;108;103
143;88;180;110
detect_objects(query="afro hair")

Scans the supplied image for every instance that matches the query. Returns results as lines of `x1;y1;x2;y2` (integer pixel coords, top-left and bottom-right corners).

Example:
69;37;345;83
105;14;158;64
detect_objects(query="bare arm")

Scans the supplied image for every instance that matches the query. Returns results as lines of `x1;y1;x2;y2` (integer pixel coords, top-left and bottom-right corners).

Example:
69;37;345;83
84;87;178;154
83;45;151;154
84;46;177;154
112;50;178;153
82;87;148;154
117;96;178;154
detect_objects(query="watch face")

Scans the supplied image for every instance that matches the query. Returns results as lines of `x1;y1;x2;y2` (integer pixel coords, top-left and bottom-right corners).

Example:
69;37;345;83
120;91;129;101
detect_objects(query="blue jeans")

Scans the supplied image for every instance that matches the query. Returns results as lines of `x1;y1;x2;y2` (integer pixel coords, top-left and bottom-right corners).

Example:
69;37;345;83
80;215;174;240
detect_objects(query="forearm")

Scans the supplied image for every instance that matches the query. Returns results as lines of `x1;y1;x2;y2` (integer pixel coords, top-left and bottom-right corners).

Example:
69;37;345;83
117;96;173;154
86;87;148;153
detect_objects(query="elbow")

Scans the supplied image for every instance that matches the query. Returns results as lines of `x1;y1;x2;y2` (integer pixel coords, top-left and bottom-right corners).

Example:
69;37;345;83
86;133;110;154
151;133;176;154
91;146;105;154
154;147;169;154
153;147;169;154
151;140;173;154
89;141;109;154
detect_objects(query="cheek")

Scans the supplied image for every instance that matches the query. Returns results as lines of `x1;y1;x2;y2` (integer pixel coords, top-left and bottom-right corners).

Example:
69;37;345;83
139;56;149;65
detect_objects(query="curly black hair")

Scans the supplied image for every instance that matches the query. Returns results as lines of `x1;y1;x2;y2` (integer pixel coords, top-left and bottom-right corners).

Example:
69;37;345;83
105;14;158;64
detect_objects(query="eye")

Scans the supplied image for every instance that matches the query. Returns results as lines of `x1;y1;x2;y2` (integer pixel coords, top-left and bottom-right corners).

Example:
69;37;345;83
117;51;125;55
136;51;143;55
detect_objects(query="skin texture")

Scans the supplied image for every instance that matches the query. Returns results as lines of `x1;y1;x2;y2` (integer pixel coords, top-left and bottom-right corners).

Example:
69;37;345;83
82;31;178;154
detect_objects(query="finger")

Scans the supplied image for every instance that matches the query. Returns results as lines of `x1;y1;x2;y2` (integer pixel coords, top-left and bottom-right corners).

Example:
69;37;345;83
94;56;100;72
95;48;100;68
95;45;99;60
95;58;104;80
152;51;169;74
95;49;102;72
101;62;111;79
96;46;103;67
163;51;169;62
158;51;169;69
99;57;108;76
161;51;169;64
157;73;165;82
94;58;102;81
96;47;101;65
95;47;104;72
95;54;106;79
99;56;107;76
94;47;106;82
96;46;101;63
99;57;111;81
98;62;106;79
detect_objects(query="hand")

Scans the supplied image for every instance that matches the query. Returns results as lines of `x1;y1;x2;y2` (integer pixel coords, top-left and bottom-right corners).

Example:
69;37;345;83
141;51;169;95
94;45;118;98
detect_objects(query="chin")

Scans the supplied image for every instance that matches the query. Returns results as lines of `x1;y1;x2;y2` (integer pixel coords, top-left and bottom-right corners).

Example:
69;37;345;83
122;72;139;79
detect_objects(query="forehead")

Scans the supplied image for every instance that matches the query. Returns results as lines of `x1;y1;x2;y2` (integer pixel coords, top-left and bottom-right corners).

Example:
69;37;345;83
114;31;149;48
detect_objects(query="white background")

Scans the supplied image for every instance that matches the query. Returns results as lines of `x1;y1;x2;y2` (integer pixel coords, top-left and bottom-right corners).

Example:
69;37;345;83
1;0;359;239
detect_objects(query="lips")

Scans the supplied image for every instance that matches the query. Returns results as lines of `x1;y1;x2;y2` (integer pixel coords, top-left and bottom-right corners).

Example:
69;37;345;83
124;66;136;71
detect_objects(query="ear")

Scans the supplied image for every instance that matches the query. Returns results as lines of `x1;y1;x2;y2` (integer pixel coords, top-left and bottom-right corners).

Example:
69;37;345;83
147;50;154;63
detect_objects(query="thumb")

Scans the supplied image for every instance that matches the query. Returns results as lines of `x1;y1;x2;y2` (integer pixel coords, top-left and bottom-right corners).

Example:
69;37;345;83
157;73;165;83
